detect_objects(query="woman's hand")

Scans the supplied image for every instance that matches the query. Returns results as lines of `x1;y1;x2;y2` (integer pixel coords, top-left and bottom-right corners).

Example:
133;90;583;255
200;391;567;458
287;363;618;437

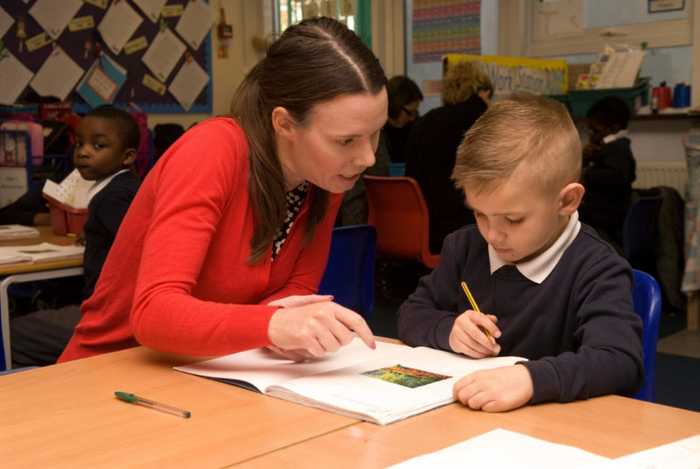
448;309;501;358
268;299;376;358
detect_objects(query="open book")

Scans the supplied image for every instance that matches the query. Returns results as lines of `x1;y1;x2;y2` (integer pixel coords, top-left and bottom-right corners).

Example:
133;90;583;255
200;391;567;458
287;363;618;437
0;242;84;265
42;169;93;209
175;339;525;425
0;224;40;241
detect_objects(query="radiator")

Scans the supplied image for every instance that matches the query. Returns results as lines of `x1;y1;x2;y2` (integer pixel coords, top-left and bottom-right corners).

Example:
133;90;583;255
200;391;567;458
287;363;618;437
633;161;688;197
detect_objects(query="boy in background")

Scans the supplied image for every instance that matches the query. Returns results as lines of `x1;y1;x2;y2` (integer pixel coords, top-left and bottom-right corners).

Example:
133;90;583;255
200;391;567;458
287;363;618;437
398;94;643;412
11;106;141;367
579;96;636;250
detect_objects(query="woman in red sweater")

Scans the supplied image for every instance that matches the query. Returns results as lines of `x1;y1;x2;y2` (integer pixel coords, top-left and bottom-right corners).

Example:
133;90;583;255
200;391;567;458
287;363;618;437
59;17;387;362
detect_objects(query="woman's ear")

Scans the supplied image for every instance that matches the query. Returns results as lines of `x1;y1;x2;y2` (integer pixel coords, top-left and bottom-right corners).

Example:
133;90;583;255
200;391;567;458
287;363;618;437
558;182;585;215
271;106;297;139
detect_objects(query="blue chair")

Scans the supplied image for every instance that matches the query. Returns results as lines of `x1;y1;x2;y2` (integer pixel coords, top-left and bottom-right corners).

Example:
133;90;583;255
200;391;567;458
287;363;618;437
632;269;662;402
623;190;663;275
319;225;376;320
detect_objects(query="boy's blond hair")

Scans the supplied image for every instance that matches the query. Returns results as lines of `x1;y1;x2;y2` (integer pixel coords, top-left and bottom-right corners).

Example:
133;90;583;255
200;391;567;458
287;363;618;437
452;93;581;195
441;61;493;105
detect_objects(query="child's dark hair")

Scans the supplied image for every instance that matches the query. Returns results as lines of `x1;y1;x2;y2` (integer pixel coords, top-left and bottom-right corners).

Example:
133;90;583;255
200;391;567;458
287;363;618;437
86;105;141;150
387;76;423;119
586;96;630;131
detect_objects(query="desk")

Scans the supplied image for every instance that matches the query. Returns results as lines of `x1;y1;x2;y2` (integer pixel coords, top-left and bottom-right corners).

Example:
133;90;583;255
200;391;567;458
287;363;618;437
2;345;700;468
0;346;356;469
241;397;700;468
0;225;83;370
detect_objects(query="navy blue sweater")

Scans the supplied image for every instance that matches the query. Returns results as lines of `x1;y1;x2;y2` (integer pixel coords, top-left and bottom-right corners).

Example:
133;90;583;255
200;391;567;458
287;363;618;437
397;224;643;404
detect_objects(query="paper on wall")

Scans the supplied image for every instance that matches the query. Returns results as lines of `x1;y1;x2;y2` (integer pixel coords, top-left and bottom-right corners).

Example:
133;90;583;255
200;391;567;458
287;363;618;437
0;5;14;39
175;0;212;50
0;51;33;105
29;0;82;40
132;0;168;23
76;54;127;108
98;0;143;55
142;27;186;82
169;59;209;111
30;47;84;101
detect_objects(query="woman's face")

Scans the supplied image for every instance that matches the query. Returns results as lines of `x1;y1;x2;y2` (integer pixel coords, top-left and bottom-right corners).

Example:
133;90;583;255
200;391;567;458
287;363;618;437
276;88;388;193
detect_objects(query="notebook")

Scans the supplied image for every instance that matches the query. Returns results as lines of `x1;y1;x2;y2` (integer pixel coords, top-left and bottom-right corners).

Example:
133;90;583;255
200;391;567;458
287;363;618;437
175;339;526;425
0;242;84;265
0;224;40;241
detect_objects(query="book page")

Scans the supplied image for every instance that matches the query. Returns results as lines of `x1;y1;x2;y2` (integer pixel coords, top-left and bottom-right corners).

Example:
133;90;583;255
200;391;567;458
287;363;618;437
98;0;143;55
272;347;525;424
30;47;84;101
582;434;700;469
389;428;609;469
142;27;186;82
174;339;410;392
0;51;33;105
29;0;82;39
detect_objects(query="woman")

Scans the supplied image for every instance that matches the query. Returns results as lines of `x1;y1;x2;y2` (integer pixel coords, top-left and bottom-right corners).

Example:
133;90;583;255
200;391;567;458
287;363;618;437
59;17;387;362
405;61;493;254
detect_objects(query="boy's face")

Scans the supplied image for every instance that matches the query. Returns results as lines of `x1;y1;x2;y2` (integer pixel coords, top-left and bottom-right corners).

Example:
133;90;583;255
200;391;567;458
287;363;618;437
465;171;580;264
74;116;135;181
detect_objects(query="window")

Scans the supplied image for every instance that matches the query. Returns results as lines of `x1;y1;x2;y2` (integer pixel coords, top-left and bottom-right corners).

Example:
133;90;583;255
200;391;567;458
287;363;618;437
275;1;358;34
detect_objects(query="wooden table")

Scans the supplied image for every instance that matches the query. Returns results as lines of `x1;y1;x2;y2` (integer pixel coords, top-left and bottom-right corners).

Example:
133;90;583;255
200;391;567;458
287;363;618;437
2;344;700;469
240;396;700;468
0;225;83;369
0;346;357;469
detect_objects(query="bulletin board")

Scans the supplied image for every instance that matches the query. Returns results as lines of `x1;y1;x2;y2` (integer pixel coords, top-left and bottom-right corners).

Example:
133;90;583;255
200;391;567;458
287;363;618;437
0;0;212;113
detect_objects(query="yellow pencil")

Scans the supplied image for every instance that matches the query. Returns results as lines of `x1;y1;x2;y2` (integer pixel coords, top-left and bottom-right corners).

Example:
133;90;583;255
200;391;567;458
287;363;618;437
460;281;493;340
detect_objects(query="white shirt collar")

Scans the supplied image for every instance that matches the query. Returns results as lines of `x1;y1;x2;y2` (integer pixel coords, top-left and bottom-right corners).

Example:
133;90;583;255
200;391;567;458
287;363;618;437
602;129;628;144
488;211;581;284
86;169;129;202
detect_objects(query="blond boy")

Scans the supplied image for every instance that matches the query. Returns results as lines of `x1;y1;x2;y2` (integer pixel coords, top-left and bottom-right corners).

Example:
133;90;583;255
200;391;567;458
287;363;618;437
397;94;643;412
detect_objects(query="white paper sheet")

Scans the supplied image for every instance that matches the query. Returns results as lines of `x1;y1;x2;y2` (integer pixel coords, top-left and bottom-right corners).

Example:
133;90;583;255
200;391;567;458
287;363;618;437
0;52;33;105
389;429;610;469
169;59;209;111
30;47;84;101
132;0;168;23
581;434;700;469
29;0;82;40
142;27;186;82
0;5;14;39
175;0;211;49
98;0;143;55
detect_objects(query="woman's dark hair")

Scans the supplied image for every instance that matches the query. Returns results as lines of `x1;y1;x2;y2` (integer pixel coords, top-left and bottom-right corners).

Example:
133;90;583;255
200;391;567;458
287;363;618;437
387;76;423;119
586;96;630;131
231;17;387;263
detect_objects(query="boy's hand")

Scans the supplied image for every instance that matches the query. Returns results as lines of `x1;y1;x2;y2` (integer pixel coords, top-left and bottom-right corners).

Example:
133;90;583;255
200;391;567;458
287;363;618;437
453;364;533;412
449;309;501;358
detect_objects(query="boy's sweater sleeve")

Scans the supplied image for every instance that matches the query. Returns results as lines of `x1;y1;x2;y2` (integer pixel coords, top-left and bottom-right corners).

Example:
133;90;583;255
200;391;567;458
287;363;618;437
397;232;464;351
521;256;644;404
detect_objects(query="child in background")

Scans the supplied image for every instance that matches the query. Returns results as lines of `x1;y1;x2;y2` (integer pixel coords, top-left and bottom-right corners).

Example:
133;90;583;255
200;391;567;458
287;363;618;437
11;105;141;367
579;96;636;250
398;94;643;412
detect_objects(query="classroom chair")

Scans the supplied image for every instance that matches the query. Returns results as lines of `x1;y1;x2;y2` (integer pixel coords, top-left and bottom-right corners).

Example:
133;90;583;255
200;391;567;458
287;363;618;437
363;176;440;269
632;269;662;402
622;189;663;275
318;225;376;320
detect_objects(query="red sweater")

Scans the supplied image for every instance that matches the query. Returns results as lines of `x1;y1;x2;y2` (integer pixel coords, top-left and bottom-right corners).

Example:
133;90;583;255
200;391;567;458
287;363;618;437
59;118;341;362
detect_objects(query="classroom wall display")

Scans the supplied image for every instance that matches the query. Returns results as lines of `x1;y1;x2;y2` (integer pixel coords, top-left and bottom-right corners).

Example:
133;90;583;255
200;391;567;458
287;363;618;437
0;0;212;113
444;54;569;98
412;0;480;64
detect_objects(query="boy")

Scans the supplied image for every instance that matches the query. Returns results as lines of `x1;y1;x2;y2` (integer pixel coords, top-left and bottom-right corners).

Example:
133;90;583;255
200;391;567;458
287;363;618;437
579;96;636;250
397;94;643;412
11;105;141;367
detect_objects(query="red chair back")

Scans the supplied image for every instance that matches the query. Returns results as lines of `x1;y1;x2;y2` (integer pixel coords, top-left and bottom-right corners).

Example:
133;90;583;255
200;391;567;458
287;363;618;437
363;176;440;268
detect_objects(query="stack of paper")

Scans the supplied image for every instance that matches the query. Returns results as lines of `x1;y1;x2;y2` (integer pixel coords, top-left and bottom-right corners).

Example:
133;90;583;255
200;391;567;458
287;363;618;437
0;242;84;265
0;225;40;241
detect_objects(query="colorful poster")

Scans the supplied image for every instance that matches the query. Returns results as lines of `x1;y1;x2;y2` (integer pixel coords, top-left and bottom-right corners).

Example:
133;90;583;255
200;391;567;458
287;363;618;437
412;0;481;64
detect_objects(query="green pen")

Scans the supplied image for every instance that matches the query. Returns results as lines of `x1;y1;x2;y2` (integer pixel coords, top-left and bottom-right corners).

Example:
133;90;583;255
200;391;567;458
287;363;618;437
114;391;191;419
